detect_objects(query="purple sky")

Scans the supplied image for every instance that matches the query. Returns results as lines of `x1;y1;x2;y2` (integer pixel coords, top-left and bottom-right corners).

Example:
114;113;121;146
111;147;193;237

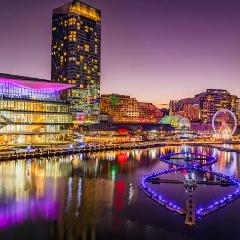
0;0;240;105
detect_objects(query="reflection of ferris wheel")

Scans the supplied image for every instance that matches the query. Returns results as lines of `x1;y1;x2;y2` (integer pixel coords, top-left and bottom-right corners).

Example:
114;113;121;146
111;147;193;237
212;109;237;140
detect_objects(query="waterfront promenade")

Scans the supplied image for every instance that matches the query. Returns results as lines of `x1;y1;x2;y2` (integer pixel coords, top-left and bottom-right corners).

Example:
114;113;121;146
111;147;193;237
0;140;239;161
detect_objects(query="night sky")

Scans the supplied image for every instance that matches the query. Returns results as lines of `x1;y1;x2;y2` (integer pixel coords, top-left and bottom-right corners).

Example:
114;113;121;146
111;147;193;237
0;0;240;105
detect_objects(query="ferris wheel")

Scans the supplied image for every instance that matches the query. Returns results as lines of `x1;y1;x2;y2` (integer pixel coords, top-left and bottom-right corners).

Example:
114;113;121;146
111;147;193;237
212;109;237;140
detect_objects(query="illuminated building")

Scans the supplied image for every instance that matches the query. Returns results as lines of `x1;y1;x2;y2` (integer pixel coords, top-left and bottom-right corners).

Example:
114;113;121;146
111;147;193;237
82;123;142;143
139;102;162;122
181;104;201;122
0;73;74;146
100;94;140;122
160;115;191;130
170;89;237;124
169;100;179;115
142;125;175;141
51;0;101;124
159;107;170;117
100;94;162;123
198;89;237;123
169;99;201;122
236;98;240;128
84;131;141;144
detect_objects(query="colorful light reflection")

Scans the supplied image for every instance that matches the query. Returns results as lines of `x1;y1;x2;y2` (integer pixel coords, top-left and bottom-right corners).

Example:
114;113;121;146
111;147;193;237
140;151;240;222
0;198;59;230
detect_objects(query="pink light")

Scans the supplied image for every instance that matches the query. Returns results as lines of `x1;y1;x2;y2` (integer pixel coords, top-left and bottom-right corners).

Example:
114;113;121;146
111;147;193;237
0;198;59;230
0;78;76;92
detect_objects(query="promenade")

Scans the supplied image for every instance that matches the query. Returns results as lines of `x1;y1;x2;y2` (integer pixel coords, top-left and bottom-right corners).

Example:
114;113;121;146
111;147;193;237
0;140;239;161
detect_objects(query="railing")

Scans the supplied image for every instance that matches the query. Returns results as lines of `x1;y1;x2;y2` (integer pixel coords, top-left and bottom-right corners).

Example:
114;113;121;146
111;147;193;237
0;140;240;161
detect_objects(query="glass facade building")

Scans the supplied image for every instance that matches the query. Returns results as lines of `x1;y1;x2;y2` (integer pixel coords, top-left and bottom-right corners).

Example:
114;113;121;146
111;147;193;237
0;73;75;146
51;0;101;125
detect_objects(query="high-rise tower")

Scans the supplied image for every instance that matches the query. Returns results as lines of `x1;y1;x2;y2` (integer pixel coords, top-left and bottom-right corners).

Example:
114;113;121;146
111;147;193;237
51;0;101;124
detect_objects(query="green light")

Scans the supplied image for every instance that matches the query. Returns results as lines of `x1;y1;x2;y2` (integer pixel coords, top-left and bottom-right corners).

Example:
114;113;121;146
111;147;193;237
110;165;118;174
110;95;119;107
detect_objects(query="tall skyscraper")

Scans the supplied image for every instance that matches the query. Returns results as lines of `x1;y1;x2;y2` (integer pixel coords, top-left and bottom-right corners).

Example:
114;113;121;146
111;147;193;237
51;0;101;124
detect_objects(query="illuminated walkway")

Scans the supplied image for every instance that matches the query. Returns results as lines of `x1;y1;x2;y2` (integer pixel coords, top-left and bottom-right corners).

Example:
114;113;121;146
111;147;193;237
147;178;234;186
0;140;240;161
140;152;240;225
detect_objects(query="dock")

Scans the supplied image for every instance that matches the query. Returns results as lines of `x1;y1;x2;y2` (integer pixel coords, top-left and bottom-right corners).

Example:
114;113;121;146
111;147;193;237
146;178;234;186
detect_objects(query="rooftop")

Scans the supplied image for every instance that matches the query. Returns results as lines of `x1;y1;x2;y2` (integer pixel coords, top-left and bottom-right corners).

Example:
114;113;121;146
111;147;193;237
53;0;101;22
0;73;76;92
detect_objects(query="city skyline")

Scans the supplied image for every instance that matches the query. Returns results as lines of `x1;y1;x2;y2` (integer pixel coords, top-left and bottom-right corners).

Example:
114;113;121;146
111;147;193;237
1;1;240;236
1;0;240;105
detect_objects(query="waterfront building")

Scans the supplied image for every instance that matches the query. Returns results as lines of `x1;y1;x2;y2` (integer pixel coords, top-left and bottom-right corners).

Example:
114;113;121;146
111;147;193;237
159;107;169;117
79;123;142;144
169;100;179;115
51;0;101;124
142;125;175;141
237;98;240;128
100;94;140;123
197;89;237;123
159;115;198;140
0;73;75;146
139;102;162;122
169;99;201;122
84;129;142;144
170;89;237;124
100;94;162;123
160;115;191;130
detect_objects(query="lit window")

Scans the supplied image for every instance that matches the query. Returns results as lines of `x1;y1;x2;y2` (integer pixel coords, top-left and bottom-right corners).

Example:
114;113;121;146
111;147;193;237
84;44;90;52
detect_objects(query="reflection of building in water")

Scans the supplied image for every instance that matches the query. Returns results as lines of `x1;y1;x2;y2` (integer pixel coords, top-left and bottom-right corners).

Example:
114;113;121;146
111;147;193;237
30;157;73;178
0;154;134;237
0;161;38;201
56;177;115;239
0;149;151;235
212;151;238;177
0;160;62;230
0;146;228;235
55;176;135;239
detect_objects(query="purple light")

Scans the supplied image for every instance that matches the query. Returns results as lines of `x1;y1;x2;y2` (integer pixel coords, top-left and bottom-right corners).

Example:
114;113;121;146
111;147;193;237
0;197;59;230
140;151;240;220
0;77;75;92
160;152;217;168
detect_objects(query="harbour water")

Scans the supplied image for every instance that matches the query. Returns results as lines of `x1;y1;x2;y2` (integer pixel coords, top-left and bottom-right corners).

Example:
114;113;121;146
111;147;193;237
0;145;239;240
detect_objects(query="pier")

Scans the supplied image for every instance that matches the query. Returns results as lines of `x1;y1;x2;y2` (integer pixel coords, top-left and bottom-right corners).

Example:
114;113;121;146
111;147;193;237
147;178;234;186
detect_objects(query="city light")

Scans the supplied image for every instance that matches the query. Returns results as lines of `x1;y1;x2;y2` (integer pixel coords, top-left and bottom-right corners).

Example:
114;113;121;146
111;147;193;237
140;152;240;225
0;0;240;238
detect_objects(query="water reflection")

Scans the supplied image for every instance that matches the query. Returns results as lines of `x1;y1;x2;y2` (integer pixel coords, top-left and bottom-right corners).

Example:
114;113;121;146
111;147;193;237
0;146;239;239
